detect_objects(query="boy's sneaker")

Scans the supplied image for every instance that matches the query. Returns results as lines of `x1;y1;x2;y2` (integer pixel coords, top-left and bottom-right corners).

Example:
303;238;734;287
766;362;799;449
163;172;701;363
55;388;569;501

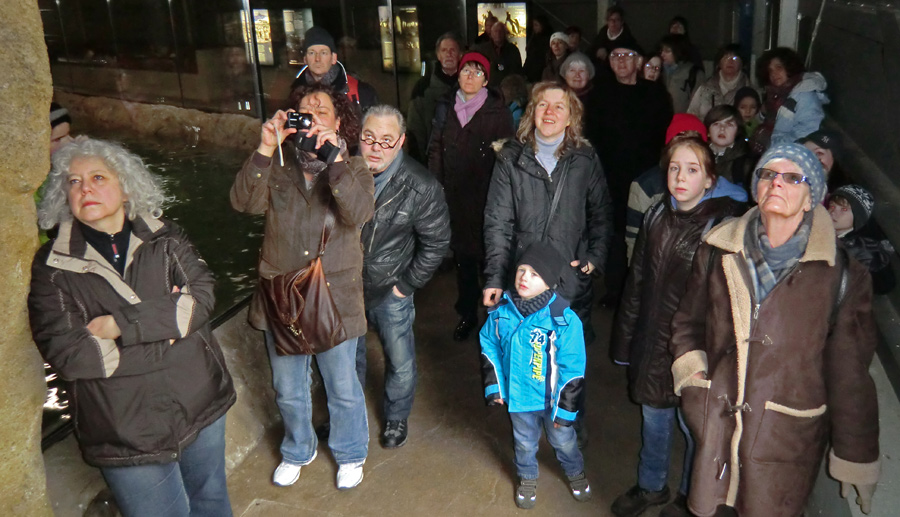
567;472;592;502
611;485;670;517
515;478;538;509
336;461;364;490
273;450;316;487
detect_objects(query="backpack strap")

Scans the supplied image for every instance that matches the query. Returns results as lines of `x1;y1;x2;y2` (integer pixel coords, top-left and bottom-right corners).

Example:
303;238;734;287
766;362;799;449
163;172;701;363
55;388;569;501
829;247;849;329
347;75;360;105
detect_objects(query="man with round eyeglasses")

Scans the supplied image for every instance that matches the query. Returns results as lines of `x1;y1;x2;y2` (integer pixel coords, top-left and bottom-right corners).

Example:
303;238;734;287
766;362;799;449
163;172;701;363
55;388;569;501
358;105;450;449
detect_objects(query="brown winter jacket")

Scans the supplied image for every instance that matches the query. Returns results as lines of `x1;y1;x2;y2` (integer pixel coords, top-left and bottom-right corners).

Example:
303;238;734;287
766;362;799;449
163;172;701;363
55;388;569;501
231;151;375;342
28;217;235;467
669;205;880;517
428;89;514;258
611;197;745;407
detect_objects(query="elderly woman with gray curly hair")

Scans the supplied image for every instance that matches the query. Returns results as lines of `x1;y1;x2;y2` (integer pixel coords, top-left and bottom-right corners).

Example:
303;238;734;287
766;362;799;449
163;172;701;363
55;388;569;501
28;137;236;517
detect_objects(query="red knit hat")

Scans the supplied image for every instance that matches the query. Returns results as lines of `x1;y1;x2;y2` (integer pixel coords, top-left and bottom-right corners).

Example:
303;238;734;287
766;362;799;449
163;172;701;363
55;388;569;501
458;51;492;82
665;113;707;144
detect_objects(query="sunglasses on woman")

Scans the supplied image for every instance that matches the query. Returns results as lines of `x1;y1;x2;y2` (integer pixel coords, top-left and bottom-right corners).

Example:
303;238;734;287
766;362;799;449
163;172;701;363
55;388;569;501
755;168;809;185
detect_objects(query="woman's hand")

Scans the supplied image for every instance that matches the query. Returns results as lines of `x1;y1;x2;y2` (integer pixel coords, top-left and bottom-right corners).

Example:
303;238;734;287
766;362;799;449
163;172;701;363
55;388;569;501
87;315;121;340
571;260;595;275
304;123;344;162
258;110;297;157
483;288;504;307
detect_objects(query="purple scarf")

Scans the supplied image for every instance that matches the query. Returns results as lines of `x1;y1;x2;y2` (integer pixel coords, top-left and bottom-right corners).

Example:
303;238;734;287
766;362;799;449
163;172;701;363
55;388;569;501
454;88;489;127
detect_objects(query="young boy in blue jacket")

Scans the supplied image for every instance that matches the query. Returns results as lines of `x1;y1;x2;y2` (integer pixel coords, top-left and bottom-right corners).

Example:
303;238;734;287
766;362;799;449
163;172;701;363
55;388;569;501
480;242;590;509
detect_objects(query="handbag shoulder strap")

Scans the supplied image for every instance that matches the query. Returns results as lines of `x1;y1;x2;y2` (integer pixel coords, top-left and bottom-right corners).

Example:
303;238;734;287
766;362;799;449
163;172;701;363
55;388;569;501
318;206;336;256
542;160;570;241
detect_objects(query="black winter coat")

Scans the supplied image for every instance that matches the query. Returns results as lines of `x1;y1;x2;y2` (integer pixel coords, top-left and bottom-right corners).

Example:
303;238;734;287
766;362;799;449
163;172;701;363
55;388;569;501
428;88;514;258
28;217;235;467
611;197;745;407
361;152;451;309
483;139;613;298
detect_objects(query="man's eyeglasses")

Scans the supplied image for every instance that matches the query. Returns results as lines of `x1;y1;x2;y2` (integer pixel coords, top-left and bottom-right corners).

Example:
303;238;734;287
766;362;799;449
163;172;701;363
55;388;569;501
361;136;401;150
460;68;485;79
756;168;809;185
610;51;637;60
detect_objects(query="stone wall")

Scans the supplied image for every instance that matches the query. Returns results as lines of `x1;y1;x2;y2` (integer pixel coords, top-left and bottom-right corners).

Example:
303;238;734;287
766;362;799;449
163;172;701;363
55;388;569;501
55;91;262;152
0;1;54;515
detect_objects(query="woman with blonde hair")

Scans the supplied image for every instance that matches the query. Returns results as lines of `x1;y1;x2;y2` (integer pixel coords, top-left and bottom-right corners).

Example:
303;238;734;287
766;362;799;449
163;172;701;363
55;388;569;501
484;81;613;346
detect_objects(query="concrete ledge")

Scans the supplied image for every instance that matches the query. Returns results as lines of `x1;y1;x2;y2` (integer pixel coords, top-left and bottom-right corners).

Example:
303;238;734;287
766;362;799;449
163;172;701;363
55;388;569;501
43;305;281;516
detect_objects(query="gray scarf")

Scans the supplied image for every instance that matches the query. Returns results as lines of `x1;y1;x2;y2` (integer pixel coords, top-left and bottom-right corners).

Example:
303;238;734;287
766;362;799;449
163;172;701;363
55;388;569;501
743;210;813;301
303;64;341;87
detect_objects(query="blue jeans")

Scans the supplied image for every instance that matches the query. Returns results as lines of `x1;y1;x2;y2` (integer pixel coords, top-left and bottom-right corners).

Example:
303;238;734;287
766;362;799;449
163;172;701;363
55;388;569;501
356;291;417;421
265;333;368;465
101;415;231;517
509;409;584;480
638;405;695;494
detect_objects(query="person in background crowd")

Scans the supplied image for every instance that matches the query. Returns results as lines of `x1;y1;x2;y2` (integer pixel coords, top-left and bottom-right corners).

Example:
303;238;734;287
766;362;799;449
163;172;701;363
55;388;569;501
670;143;880;517
31;138;236;516
704;104;754;191
589;6;639;66
797;129;852;192
500;74;529;129
231;83;374;491
523;15;553;82
658;34;705;114
407;32;462;162
566;25;586;53
428;52;514;341
667;16;704;70
291;27;379;118
642;55;662;82
829;185;895;295
484;82;612;448
476;22;524;90
49;102;74;156
357;105;450;449
560;52;599;139
611;134;745;517
625;114;709;262
752;47;828;150
688;44;752;120
589;42;673;305
542;32;572;81
733;86;762;138
480;243;591;510
475;14;499;45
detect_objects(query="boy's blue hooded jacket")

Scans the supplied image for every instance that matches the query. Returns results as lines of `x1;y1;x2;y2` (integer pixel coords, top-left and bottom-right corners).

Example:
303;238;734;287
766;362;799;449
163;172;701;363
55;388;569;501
480;291;586;425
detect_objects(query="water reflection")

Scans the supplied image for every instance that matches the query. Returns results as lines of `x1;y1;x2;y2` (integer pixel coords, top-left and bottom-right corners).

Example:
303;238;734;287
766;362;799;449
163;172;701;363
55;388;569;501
42;132;262;447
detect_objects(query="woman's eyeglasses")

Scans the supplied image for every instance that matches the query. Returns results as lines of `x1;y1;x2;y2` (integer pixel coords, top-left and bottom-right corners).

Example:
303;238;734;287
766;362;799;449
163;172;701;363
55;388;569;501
644;64;661;71
756;168;809;185
460;69;485;79
361;136;400;150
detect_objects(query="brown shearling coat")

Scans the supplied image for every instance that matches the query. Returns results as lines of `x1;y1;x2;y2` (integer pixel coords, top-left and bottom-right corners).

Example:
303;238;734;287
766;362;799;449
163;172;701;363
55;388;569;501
231;151;375;342
670;205;880;517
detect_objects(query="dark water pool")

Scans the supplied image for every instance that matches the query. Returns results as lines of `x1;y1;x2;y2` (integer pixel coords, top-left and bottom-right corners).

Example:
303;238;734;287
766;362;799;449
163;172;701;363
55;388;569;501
42;132;265;448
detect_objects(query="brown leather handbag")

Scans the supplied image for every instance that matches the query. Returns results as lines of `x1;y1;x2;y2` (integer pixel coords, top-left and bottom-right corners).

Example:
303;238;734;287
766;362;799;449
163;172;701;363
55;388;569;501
260;210;347;355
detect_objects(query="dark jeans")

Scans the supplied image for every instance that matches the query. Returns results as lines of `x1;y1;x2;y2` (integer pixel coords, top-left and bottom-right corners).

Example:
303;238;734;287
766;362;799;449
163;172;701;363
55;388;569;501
356;291;418;421
454;255;482;319
638;405;695;495
510;409;584;480
100;415;232;517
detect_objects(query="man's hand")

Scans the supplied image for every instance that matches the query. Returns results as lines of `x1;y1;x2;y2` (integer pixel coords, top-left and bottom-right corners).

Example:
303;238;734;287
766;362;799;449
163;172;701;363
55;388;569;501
483;288;503;307
392;285;407;298
87;315;121;340
258;110;296;157
570;260;595;275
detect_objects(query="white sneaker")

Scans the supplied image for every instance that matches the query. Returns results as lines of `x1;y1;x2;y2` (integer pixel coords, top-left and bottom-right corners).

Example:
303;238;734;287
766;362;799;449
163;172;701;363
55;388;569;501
272;450;317;487
336;461;364;490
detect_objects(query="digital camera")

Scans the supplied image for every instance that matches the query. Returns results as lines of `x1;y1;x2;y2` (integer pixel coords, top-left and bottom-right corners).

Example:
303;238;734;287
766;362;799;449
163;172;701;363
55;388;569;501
285;111;340;164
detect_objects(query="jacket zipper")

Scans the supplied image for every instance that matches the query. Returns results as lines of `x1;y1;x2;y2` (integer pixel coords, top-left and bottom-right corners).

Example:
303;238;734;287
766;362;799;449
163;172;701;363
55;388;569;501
367;188;405;252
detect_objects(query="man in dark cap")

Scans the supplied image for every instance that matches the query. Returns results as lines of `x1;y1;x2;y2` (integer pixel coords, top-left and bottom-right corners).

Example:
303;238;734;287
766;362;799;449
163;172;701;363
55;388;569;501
474;22;523;90
292;26;379;116
586;42;672;305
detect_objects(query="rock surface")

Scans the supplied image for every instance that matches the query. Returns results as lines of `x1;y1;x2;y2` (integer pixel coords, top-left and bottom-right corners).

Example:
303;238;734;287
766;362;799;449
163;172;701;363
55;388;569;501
55;91;262;152
0;1;54;515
